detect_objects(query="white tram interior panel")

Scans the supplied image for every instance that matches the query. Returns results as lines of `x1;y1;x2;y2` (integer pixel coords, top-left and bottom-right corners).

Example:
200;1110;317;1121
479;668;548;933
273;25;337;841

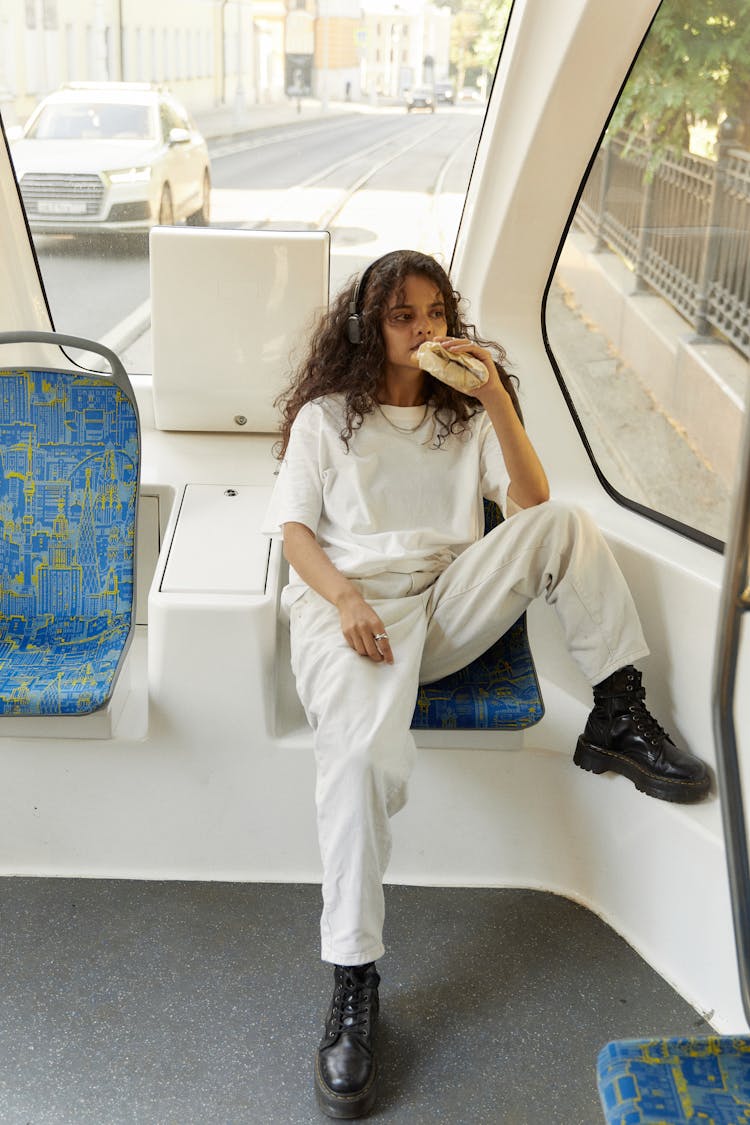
0;0;747;1038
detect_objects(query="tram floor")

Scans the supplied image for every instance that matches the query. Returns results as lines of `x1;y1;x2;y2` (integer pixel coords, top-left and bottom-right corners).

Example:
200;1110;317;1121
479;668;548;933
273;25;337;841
0;879;711;1124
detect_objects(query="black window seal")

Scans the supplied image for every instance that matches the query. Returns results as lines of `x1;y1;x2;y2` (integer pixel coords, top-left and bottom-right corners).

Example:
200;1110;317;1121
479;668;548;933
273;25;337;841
0;111;118;380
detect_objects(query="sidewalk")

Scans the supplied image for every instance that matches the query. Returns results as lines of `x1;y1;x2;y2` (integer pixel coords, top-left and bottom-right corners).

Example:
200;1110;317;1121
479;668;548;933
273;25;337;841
546;277;731;540
192;96;388;145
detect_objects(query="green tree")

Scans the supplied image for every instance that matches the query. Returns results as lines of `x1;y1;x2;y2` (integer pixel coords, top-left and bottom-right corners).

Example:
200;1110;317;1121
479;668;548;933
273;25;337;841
450;4;482;93
447;0;510;93
472;0;511;76
612;0;750;155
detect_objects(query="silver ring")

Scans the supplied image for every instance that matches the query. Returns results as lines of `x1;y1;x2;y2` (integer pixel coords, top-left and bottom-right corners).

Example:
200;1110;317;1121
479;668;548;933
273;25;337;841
373;632;388;641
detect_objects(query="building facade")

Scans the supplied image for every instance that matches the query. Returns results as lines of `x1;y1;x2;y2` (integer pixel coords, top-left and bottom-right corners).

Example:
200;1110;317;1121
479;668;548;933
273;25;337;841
0;0;452;126
0;0;287;123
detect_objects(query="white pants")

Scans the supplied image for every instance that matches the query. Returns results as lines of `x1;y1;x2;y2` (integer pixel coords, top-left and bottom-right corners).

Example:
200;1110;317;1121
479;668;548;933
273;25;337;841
288;501;649;966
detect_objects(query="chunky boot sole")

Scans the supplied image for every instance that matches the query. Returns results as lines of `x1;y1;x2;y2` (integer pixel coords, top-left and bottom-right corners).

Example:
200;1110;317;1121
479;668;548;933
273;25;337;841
314;1055;378;1120
574;736;710;804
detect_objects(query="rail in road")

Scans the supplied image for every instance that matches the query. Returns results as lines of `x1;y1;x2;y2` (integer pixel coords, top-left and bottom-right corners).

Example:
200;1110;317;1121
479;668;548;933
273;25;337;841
210;115;476;233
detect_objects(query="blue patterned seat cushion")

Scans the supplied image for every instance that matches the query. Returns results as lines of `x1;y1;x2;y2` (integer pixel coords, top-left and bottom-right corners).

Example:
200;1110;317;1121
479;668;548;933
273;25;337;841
0;366;139;716
411;499;543;731
597;1037;750;1124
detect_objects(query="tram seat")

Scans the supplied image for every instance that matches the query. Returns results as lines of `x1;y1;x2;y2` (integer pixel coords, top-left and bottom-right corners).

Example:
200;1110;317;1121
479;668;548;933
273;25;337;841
411;499;544;731
0;331;140;724
597;1036;750;1123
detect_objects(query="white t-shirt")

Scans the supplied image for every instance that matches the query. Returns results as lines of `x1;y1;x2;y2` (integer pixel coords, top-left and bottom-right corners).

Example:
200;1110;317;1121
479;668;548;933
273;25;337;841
262;394;511;605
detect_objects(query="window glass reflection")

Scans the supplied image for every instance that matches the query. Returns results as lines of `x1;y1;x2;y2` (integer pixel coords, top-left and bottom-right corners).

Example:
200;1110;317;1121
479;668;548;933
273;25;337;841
548;0;750;545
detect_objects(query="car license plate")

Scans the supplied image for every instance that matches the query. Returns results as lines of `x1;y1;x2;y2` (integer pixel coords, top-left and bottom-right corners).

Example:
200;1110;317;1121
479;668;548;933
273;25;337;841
37;199;88;215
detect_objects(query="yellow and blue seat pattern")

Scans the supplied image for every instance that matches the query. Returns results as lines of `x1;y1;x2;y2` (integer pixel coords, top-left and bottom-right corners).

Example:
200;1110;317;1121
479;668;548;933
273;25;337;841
0;355;139;716
597;1036;750;1124
411;499;544;731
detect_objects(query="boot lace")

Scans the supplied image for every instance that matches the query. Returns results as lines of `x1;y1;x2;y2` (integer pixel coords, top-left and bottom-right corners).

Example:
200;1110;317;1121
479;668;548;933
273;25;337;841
623;672;669;746
326;968;375;1041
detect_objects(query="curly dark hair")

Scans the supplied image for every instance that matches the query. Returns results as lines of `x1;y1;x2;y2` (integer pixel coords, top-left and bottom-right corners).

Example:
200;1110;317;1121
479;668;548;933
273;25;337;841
275;249;522;457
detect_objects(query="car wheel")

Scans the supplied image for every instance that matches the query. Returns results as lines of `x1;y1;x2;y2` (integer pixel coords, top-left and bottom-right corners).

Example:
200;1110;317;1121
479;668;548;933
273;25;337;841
158;184;174;226
187;170;211;226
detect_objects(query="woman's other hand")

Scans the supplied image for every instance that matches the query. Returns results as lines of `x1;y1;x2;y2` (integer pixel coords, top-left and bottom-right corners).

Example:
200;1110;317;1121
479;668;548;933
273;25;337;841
284;522;393;662
335;588;394;664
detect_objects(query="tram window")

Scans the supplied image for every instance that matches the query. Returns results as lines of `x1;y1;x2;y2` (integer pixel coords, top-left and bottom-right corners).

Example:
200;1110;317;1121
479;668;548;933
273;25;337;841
1;1;512;375
547;0;750;547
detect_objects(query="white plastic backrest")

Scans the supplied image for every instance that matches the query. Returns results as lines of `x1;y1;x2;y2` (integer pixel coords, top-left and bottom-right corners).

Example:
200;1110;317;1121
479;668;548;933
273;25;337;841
150;227;330;432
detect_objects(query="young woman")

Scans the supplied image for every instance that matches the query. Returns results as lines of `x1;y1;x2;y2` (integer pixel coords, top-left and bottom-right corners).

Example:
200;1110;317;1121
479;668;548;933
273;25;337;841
263;249;709;1120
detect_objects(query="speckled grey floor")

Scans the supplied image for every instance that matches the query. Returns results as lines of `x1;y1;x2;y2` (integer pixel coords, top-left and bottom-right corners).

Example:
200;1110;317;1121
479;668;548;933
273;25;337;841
0;880;709;1125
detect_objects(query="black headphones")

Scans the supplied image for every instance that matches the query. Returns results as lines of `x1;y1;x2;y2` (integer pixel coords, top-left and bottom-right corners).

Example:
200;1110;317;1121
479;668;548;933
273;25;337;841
346;261;376;345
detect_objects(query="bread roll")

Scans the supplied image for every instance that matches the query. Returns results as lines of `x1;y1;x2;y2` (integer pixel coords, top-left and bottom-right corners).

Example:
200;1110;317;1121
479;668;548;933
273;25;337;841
416;340;489;392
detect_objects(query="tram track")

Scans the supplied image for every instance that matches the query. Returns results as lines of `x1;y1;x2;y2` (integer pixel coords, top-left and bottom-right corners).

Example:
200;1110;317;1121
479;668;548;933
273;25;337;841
258;119;447;232
235;117;477;235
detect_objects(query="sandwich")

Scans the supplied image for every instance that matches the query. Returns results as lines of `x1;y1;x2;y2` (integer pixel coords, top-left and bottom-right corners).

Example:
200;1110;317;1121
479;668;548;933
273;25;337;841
416;340;489;392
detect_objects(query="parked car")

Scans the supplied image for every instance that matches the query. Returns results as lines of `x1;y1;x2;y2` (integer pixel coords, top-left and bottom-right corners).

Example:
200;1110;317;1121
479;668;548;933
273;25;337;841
405;87;436;113
434;81;455;105
9;82;211;234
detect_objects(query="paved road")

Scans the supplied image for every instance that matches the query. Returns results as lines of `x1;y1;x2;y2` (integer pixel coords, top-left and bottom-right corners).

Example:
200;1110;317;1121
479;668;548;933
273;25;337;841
26;106;482;345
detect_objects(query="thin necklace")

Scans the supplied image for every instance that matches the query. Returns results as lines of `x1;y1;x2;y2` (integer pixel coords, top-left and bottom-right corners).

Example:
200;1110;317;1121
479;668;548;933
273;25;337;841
376;401;429;433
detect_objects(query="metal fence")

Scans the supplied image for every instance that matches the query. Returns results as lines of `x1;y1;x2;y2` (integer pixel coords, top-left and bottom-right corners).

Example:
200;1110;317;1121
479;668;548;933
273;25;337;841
575;133;750;358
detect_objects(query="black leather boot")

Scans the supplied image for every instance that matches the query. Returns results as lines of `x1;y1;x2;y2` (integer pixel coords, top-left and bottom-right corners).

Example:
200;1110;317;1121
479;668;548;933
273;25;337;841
574;666;710;803
314;962;380;1119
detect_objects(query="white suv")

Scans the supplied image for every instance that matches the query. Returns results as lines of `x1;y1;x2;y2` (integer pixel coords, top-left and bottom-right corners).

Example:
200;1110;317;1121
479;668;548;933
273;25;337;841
9;82;211;234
